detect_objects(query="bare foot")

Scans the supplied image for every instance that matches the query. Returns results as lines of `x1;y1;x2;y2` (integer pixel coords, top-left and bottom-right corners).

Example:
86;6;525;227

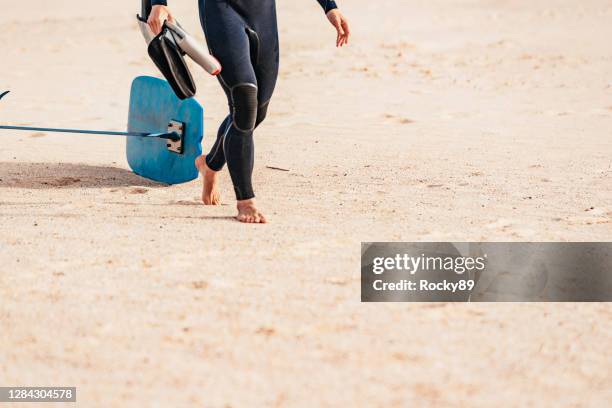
194;156;221;205
236;199;267;223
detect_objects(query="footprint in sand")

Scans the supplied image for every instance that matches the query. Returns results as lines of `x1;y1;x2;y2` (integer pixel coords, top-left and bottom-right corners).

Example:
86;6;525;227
48;177;81;186
383;113;415;124
129;188;148;194
171;200;200;206
190;281;208;290
255;327;276;337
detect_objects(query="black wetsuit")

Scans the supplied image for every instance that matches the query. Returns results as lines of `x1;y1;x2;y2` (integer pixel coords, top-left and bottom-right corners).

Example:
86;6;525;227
152;0;337;200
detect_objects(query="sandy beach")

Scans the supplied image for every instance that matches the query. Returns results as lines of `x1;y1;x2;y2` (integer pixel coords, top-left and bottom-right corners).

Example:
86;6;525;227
0;0;611;406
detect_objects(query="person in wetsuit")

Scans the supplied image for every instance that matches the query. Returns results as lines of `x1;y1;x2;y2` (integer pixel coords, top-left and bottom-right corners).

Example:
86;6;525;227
148;0;350;223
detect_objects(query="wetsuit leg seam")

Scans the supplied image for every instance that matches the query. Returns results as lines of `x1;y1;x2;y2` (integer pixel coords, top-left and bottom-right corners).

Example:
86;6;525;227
245;27;261;66
218;73;231;91
206;118;232;170
219;117;232;162
222;123;232;172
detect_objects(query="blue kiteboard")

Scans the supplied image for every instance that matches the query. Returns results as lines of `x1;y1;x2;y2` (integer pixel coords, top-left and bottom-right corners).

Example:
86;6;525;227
127;76;203;184
0;76;203;185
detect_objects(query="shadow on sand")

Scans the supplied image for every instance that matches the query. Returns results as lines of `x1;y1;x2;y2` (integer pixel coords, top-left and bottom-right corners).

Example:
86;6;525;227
0;162;166;189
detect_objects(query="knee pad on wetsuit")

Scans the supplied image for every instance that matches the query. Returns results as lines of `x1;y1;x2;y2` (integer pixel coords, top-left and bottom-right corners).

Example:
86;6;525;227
231;83;258;132
255;101;270;128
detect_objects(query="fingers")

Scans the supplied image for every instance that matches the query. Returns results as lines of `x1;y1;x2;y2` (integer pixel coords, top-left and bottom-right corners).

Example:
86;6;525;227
333;17;344;47
147;7;173;36
341;19;350;46
333;15;350;47
336;30;345;48
148;16;163;36
336;30;347;47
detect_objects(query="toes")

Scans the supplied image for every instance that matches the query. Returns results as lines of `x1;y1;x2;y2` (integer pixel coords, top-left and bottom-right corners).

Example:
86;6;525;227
237;214;255;223
237;214;259;223
236;209;267;224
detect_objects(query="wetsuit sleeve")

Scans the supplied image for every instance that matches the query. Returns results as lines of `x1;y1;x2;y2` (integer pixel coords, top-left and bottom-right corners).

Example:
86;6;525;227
151;0;167;5
317;0;338;13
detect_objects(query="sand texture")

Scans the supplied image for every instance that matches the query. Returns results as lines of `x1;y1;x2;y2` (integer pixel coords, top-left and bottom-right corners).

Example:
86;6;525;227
0;0;611;406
